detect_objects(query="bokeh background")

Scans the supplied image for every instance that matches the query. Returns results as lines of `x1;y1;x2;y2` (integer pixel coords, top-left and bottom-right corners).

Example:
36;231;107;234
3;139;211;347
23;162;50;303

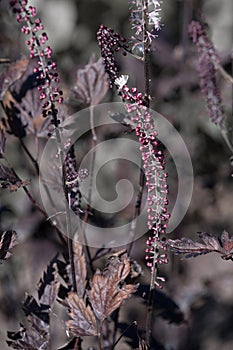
0;0;233;349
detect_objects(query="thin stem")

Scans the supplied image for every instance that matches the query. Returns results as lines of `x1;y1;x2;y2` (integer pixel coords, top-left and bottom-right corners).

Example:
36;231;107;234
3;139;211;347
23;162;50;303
3;154;66;245
111;308;120;346
126;166;145;255
127;0;151;254
19;138;39;175
80;105;97;275
19;138;65;236
181;0;192;62
97;323;103;350
143;0;151;107
90;247;111;262
145;247;159;345
52;104;77;292
216;64;233;85
142;0;158;346
0;58;11;63
111;321;137;349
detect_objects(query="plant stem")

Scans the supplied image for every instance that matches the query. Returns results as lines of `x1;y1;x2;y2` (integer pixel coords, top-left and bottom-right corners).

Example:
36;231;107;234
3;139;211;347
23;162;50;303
142;0;158;346
127;0;151;254
216;63;233;85
127;166;144;255
145;249;159;345
20;138;40;175
143;0;151;107
3;154;67;244
111;322;137;349
80;105;97;275
51;104;77;292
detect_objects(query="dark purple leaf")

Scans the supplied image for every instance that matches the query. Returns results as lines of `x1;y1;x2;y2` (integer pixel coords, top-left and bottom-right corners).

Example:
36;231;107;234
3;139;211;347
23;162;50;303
72;56;108;106
0;58;28;100
23;295;50;324
88;251;138;321
167;231;233;260
1;60;67;138
154;289;185;324
0;230;17;261
7;315;49;350
7;257;60;349
0;163;30;191
38;255;60;307
57;236;87;300
0;125;6;157
66;292;98;337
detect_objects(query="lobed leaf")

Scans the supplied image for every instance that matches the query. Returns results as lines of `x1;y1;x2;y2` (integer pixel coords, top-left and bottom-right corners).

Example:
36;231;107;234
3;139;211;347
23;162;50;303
66;292;98;337
1;60;67;138
72;56;108;106
38;255;60;308
167;231;233;260
72;234;87;298
88;252;137;321
57;236;87;301
7;315;49;350
7;258;60;349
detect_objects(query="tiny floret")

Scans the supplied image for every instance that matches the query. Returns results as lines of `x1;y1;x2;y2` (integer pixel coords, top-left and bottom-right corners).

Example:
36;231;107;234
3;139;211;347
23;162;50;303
114;75;129;90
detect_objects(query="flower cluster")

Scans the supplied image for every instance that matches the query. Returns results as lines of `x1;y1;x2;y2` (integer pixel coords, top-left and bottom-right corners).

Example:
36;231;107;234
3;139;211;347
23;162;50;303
97;25;128;87
116;81;169;278
129;0;161;46
189;21;225;127
98;24;169;284
10;0;63;119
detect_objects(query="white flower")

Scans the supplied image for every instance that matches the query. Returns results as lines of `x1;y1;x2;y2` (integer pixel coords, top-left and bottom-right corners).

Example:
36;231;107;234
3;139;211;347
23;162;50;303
114;75;129;90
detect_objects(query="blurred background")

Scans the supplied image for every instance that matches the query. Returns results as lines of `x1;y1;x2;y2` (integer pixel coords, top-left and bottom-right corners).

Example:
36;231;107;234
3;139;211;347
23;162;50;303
0;0;233;349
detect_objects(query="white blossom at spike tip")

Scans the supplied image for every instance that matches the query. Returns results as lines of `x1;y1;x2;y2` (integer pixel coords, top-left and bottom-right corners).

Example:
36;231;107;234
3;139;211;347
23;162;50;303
114;75;129;90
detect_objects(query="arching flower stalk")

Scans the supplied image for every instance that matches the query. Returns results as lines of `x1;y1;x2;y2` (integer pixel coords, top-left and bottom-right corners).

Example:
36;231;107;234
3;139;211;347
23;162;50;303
188;20;225;129
98;20;169;344
189;20;233;154
9;0;78;292
97;26;169;286
9;0;63;124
